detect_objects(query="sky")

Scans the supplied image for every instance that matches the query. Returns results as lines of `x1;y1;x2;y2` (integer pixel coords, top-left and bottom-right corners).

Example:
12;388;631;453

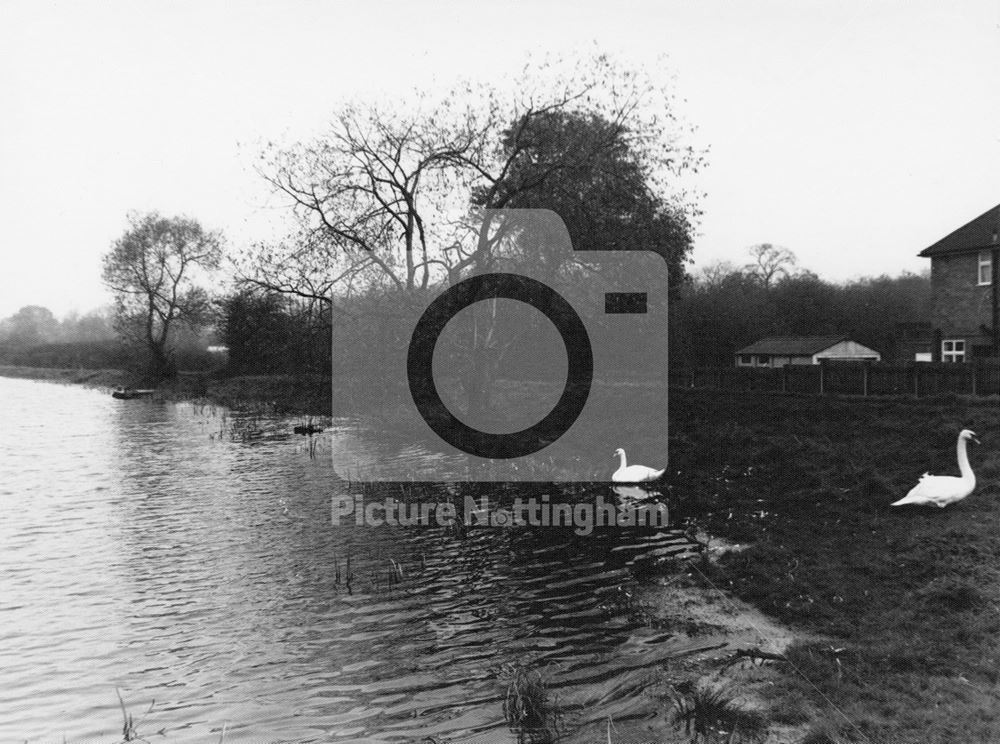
2;0;999;318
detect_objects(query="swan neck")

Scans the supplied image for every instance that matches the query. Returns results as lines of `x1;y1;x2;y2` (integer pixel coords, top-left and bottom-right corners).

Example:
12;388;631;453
618;452;627;469
957;437;973;479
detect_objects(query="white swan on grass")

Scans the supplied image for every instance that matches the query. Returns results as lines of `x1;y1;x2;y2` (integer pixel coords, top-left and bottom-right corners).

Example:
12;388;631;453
612;449;665;484
891;429;979;508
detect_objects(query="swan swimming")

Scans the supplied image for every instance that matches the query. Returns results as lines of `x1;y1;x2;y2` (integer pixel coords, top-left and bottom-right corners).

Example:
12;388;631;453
891;429;979;508
612;449;665;483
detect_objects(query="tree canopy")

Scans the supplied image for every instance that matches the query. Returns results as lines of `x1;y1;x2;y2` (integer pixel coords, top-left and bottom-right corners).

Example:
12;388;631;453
477;108;694;296
241;54;703;306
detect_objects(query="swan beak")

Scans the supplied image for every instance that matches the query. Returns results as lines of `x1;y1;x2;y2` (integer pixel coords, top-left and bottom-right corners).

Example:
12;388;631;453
973;437;981;445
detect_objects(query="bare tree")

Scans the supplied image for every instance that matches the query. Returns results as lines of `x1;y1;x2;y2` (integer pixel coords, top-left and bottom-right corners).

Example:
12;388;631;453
698;260;740;289
246;55;700;300
744;243;797;289
102;212;223;378
241;54;703;415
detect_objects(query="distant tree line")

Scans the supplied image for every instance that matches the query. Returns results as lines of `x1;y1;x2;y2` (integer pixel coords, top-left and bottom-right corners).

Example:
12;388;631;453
669;245;931;367
215;249;931;379
5;247;930;379
0;302;220;373
0;305;115;346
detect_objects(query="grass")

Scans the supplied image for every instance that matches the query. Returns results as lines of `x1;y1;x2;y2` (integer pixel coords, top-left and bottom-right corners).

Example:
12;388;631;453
199;374;331;415
667;682;768;743
666;388;1000;743
798;722;867;744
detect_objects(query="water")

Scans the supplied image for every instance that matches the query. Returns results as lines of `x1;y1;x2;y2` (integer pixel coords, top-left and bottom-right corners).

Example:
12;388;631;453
0;377;700;743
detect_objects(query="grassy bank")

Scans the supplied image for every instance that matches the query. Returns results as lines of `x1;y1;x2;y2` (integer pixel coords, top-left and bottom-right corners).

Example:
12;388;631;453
157;373;331;415
667;388;1000;743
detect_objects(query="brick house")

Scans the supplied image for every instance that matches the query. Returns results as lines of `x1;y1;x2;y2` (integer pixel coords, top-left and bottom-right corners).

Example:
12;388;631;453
920;203;1000;362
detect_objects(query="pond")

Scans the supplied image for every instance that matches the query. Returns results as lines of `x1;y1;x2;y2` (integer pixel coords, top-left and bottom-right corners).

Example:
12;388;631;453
0;377;704;743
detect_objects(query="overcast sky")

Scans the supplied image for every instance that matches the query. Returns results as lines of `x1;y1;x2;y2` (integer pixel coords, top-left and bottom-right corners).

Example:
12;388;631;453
2;0;999;318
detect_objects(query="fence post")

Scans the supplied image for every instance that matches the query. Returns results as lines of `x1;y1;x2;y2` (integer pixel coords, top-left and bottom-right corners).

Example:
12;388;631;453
689;369;696;388
862;361;870;397
971;362;978;397
782;364;789;393
819;359;826;395
912;364;919;397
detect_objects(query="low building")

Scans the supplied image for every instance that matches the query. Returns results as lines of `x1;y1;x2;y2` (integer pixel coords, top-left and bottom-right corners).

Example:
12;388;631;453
735;336;881;368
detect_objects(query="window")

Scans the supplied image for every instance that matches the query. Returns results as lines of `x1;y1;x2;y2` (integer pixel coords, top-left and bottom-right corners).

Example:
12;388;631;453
942;339;966;363
757;355;770;366
979;251;992;286
740;355;752;365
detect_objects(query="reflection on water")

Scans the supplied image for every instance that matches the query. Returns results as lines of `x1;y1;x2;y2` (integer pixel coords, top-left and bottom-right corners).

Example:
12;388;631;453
611;484;660;502
0;377;697;743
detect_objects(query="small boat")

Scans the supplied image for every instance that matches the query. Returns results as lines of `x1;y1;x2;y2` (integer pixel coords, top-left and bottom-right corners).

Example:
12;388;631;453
293;424;324;435
111;388;156;400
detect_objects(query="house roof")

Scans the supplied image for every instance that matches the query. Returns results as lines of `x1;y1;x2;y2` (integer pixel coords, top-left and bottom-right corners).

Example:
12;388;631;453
919;203;1000;257
735;335;849;356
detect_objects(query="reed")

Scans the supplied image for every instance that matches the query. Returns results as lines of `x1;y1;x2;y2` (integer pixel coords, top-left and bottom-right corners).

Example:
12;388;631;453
370;557;406;593
668;682;767;743
332;552;354;594
114;689;160;743
499;661;561;744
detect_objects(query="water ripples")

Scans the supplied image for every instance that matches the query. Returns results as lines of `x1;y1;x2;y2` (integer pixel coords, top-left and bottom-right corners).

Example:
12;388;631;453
0;378;697;743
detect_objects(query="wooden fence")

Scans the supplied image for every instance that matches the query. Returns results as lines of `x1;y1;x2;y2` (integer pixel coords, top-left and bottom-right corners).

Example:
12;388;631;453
668;361;1000;398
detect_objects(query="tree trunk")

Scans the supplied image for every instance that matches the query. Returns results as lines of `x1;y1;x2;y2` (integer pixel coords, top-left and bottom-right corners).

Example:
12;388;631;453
462;346;497;421
147;340;171;380
462;363;488;420
460;305;502;423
